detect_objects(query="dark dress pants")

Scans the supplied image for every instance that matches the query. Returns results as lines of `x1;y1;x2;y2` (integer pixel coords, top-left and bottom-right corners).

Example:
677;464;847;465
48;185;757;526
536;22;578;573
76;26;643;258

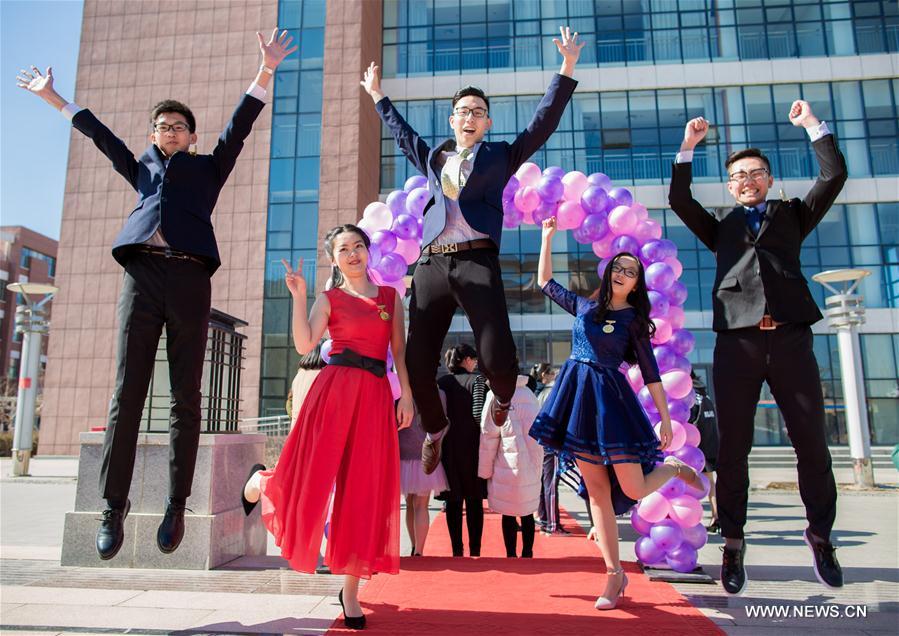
99;252;211;503
406;249;519;434
537;448;560;531
713;323;837;541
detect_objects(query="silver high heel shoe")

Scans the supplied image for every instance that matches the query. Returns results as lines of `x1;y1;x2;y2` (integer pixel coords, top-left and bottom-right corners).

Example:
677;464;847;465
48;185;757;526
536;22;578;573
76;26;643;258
664;456;702;490
594;567;628;610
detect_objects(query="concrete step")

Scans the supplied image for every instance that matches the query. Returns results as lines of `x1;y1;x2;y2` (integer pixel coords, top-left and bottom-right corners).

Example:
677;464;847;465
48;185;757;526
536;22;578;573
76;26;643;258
748;446;895;469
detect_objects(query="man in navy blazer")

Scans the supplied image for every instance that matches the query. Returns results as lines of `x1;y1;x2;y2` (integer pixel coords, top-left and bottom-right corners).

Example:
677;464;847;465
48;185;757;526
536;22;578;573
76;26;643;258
18;29;297;560
362;27;584;474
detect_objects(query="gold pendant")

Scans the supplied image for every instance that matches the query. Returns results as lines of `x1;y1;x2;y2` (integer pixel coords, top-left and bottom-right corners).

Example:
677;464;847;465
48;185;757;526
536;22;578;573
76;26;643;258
602;320;616;334
377;304;391;321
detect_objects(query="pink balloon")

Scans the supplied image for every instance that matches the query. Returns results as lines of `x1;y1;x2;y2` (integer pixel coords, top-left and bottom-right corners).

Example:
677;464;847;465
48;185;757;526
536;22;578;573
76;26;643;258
654;420;687;452
667;305;686;330
363;202;393;230
664;256;683;279
356;217;377;237
633;219;662;242
631;203;649;221
637;491;671;523
387;370;401;400
682;422;701;447
556;201;587;231
562;171;589;201
386;278;407;299
394;237;421;265
591;234;616;259
651;318;673;345
608;205;638;235
630;506;654;536
627;365;645;392
321;339;333;363
514;186;541;214
515;162;542;187
405;187;431;217
669;495;704;528
662;370;693;400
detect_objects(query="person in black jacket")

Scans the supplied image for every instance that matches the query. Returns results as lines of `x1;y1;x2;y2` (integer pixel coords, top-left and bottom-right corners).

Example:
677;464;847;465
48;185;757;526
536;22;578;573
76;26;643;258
668;100;847;594
17;30;297;560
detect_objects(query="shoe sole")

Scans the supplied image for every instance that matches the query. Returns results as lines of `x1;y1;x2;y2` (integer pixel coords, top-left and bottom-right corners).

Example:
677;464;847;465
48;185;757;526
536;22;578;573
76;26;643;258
242;463;267;516
804;531;843;589
721;545;748;597
97;500;130;561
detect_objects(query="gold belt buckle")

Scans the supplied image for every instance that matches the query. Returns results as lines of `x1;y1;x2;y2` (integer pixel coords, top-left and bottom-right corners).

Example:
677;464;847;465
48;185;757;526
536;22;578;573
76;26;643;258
759;315;776;330
439;243;458;254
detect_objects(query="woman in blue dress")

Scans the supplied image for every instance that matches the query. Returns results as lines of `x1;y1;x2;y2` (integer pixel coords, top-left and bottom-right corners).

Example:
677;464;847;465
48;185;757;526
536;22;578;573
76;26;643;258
529;217;701;611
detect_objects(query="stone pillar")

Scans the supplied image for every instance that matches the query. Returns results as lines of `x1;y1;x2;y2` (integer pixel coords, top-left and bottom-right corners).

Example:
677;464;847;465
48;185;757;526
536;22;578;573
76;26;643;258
316;0;384;291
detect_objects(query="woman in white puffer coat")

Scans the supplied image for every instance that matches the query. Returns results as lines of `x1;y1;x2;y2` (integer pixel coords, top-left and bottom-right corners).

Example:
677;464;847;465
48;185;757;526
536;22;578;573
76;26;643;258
478;374;544;558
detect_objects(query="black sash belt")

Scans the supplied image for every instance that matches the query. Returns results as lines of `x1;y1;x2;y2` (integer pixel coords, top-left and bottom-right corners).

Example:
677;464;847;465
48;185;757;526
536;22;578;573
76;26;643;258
329;348;387;378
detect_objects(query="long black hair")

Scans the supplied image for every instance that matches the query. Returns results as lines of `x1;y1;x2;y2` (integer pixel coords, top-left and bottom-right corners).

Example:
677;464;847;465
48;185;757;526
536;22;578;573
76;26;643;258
298;341;327;371
324;224;370;290
589;252;655;363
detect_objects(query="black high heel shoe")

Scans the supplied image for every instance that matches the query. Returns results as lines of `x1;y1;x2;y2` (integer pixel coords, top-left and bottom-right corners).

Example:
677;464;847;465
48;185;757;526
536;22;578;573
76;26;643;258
241;463;266;516
338;589;366;630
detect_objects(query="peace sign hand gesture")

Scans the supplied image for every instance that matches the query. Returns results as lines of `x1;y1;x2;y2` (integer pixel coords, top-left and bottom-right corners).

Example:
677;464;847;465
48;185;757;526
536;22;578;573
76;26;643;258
257;28;299;70
281;258;307;298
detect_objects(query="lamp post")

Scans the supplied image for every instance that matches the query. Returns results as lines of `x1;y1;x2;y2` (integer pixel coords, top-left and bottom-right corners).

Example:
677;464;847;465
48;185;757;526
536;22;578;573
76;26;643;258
811;269;874;488
6;282;57;477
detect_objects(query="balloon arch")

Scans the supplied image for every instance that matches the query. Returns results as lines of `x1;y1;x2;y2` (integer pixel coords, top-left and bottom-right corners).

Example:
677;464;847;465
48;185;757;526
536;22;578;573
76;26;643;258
332;163;710;572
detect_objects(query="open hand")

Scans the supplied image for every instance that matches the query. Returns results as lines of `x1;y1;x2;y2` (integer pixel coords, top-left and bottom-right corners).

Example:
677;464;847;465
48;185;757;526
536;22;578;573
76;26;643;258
16;65;54;97
788;100;819;128
541;217;557;242
257;28;299;69
281;258;307;297
682;117;710;149
360;61;383;99
553;26;585;63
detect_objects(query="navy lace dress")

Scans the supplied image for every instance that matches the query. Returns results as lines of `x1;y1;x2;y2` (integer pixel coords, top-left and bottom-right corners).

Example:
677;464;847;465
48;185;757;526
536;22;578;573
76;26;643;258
529;279;663;514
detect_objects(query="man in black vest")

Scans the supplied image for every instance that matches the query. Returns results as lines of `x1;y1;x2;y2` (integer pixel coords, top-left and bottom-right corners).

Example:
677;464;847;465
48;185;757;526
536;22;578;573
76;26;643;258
18;30;297;560
668;100;847;594
362;27;584;474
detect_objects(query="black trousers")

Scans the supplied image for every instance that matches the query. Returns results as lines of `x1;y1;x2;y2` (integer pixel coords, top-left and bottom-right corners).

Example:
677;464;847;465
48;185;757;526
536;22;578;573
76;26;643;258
537;448;560;531
406;249;518;434
99;253;211;503
713;323;837;541
502;514;536;557
444;497;484;556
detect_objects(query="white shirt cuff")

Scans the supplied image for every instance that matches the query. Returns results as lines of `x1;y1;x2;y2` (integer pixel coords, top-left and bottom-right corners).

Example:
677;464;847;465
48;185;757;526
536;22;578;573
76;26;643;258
806;121;831;142
246;82;267;101
675;150;694;164
60;102;83;121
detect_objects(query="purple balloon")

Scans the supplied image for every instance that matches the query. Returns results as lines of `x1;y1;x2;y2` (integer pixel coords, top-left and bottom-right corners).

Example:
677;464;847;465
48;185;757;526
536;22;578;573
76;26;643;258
668;329;696;356
674;444;706;473
532;199;558;224
645;262;676;291
367;243;382;269
682;523;709;550
648;290;670;319
371;229;397;254
571;226;591;244
612;235;640;256
608;186;633;207
635;535;666;564
650;519;684;553
503;207;524;228
502;175;520;202
640;240;667;263
667;281;688;306
637;385;655;411
658;239;678;260
378;252;407;283
391;213;420;240
581;186;610;215
597;257;613;278
630;506;654;536
673;354;692;373
580;212;609;242
669;400;691;423
685;472;711;499
386;190;408;217
653;345;678;373
587;172;612;190
405;187;431;217
543;166;566;179
666;543;698;573
658;476;686;499
537;176;565;202
404;175;427;192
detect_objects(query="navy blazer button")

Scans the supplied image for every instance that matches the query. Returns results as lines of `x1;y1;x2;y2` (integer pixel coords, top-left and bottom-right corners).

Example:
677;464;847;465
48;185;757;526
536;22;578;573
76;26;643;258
161;196;167;202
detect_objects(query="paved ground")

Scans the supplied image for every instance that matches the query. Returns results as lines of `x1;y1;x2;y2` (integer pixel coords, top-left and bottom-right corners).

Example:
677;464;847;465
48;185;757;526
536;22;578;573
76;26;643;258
1;456;896;635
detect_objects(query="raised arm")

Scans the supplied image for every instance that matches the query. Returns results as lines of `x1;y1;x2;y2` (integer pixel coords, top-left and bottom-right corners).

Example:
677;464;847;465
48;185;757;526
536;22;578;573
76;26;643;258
788;100;848;238
537;217;557;288
18;65;140;189
667;116;719;250
211;29;297;182
363;62;431;175
282;258;330;355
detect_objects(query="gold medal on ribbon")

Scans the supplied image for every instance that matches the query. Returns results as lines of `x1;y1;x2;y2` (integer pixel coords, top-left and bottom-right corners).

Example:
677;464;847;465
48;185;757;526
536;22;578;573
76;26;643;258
602;320;616;334
377;304;391;321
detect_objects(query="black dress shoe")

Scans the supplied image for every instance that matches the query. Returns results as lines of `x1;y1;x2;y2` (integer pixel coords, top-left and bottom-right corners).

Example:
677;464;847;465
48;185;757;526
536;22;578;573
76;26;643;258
338;589;366;630
707;519;721;534
157;498;187;554
241;463;266;516
804;529;843;588
96;499;130;560
721;541;748;596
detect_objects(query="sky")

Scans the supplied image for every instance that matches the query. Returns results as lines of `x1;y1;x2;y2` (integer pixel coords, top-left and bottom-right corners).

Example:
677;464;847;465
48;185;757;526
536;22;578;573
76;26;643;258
1;0;84;240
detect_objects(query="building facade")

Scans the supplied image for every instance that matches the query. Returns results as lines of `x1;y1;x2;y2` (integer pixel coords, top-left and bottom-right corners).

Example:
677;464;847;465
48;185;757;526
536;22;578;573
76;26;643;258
42;0;897;454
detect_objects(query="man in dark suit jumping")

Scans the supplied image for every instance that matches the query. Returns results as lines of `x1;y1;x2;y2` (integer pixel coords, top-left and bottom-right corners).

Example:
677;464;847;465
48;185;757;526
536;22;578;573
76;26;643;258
361;27;583;475
668;101;847;594
18;29;297;560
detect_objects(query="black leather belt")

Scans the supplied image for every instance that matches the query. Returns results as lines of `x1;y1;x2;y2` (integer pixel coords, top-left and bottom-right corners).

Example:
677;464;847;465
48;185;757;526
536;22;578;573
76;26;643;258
134;245;207;266
426;238;494;254
329;348;387;378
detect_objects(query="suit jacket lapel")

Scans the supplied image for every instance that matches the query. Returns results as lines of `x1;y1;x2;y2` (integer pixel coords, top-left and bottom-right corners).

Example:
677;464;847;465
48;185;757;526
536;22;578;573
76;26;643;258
140;144;168;172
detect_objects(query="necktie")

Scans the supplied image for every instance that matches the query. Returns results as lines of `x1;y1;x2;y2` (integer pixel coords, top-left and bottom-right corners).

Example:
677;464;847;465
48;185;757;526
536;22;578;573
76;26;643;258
441;148;472;201
746;206;765;236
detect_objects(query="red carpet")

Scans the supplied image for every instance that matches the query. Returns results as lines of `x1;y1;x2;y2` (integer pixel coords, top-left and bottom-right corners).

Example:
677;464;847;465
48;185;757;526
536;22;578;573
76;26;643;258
327;508;722;634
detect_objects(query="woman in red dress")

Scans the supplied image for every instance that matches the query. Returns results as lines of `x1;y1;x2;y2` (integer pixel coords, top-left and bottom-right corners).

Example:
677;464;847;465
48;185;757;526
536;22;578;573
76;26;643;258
242;224;413;630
